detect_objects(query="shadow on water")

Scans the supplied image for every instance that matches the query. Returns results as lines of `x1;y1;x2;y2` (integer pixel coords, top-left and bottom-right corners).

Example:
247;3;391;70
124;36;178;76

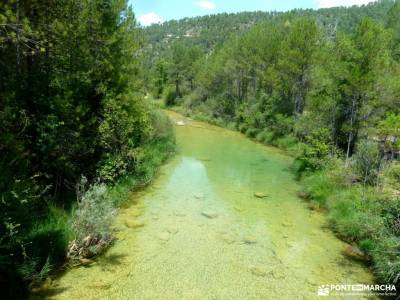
96;253;128;269
31;287;70;299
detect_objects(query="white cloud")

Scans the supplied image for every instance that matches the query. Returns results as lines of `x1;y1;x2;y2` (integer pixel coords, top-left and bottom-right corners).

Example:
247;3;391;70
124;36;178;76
196;0;216;10
318;0;374;8
138;12;163;26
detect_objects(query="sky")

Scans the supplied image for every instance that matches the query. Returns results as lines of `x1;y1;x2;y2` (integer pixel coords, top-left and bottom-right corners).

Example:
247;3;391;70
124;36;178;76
130;0;376;26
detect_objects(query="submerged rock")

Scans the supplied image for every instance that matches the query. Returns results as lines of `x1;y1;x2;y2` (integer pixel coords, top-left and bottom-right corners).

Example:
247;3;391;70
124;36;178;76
281;221;292;227
254;192;268;198
242;235;257;244
79;258;94;266
201;210;218;219
124;220;145;229
220;234;235;244
249;266;271;277
343;245;369;262
129;208;143;218
194;193;205;199
157;232;170;241
175;211;186;217
234;206;244;212
166;225;179;234
297;191;311;200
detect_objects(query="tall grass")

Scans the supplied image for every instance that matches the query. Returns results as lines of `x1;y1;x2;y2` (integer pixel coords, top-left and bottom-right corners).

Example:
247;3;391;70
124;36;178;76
302;160;400;288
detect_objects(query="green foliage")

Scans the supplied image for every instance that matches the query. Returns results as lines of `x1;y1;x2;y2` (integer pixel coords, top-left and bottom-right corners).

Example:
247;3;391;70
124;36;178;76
302;159;400;288
163;85;178;106
245;128;259;138
71;180;115;251
274;135;298;151
352;140;382;186
255;130;274;144
303;172;334;205
98;93;151;183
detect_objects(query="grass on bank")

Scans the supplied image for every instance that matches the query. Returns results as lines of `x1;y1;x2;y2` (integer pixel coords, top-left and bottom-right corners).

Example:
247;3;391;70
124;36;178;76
166;100;400;289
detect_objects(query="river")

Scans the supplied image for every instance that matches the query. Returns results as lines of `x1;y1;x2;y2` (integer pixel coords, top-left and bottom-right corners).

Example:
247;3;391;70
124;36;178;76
38;111;374;299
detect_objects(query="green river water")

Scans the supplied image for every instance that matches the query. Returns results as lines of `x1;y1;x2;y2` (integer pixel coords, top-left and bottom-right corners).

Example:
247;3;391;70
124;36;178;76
38;111;375;299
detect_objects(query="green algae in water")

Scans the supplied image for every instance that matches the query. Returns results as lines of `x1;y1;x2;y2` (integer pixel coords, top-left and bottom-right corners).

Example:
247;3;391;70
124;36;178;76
36;112;375;299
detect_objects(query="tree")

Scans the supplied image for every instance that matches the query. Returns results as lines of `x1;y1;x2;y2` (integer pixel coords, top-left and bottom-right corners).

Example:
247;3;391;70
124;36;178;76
279;18;320;115
386;0;400;60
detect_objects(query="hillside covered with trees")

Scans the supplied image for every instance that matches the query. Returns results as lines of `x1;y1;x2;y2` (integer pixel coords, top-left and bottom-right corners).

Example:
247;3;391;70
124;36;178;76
144;0;400;290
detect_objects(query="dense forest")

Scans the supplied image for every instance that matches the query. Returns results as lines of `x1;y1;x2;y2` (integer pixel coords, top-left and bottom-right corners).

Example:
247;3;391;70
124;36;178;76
143;0;400;291
0;0;174;298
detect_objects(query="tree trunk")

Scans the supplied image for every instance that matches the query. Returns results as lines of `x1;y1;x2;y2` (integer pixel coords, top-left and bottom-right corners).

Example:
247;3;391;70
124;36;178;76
175;76;180;98
345;95;357;166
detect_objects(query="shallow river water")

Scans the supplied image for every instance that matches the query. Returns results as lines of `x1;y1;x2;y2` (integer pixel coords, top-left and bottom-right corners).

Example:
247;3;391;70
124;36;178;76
40;111;375;299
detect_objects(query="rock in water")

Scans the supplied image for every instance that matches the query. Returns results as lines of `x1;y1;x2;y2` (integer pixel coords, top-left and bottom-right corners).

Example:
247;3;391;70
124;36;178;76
166;225;179;234
79;258;94;266
243;235;257;244
194;193;205;199
249;266;271;277
124;220;145;229
201;211;218;219
343;245;369;262
254;192;268;198
220;234;235;244
157;232;170;241
176;121;185;126
129;208;143;218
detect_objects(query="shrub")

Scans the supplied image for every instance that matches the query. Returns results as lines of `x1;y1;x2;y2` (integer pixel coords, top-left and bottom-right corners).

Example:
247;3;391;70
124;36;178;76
98;93;151;183
163;85;178;106
275;135;298;150
382;161;400;192
238;123;248;133
255;129;274;144
272;114;295;136
352;140;382;186
68;180;116;260
245;127;259;138
373;236;400;285
303;172;333;205
149;110;175;142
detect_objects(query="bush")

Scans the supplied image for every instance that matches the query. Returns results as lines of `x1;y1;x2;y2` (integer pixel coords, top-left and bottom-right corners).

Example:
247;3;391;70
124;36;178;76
374;236;400;285
328;189;384;241
149;110;175;142
303;172;333;205
98;93;151;183
164;85;178;106
245;127;259;138
352;140;382;186
238;123;248;133
255;129;274;144
67;180;116;260
382;161;400;192
275;135;298;150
